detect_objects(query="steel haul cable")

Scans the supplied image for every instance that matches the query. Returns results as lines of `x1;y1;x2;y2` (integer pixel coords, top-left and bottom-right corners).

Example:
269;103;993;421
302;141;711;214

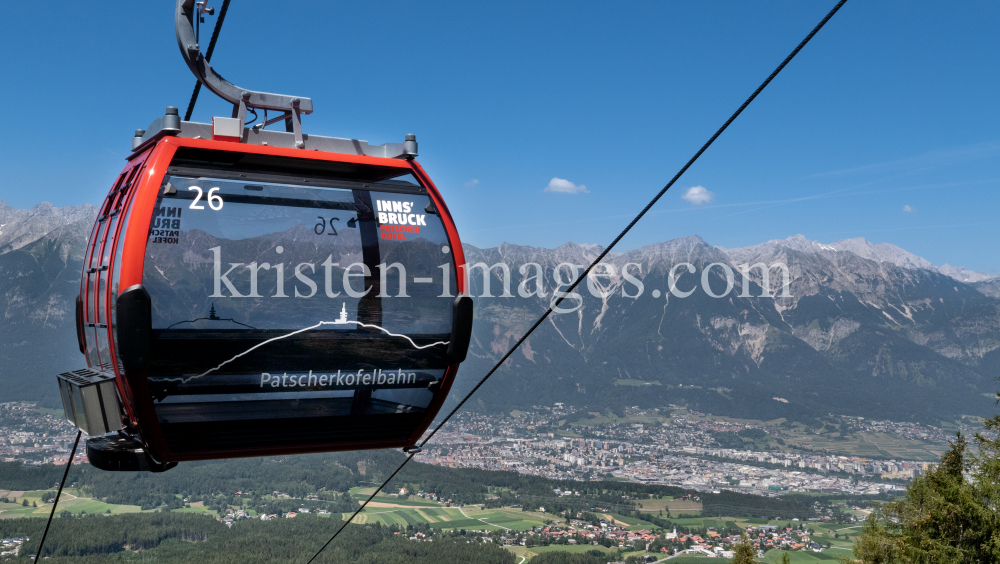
303;1;848;561
33;430;82;560
184;0;232;122
303;452;417;564
420;0;849;451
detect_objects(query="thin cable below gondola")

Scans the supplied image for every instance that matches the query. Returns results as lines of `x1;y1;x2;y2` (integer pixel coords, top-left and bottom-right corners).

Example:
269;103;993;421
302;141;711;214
55;0;473;472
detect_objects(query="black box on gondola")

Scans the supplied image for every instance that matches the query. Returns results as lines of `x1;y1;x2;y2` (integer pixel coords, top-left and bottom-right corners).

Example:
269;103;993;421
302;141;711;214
56;369;123;436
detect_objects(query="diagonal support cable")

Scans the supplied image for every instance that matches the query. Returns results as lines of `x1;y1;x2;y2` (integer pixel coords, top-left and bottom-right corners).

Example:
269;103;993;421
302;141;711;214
418;0;850;451
303;452;416;564
34;430;82;560
302;1;848;561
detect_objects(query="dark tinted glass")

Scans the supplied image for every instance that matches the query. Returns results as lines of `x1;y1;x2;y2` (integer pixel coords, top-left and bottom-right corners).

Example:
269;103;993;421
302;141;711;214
140;167;457;452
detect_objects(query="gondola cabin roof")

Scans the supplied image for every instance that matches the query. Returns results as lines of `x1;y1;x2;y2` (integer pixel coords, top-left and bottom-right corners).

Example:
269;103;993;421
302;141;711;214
131;108;419;161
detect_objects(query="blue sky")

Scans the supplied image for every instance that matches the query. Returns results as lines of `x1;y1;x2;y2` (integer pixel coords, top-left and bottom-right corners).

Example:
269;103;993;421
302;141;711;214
1;1;997;272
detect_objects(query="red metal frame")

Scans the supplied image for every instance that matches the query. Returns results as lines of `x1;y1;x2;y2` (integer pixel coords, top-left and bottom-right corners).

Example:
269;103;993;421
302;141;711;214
106;157;149;424
83;136;468;462
80;155;149;425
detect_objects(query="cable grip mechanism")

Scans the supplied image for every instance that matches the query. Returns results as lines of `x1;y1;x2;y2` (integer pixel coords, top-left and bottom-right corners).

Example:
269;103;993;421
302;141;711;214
175;0;312;147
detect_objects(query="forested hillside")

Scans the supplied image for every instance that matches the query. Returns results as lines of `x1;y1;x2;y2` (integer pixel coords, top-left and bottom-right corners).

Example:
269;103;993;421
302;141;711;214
0;515;515;563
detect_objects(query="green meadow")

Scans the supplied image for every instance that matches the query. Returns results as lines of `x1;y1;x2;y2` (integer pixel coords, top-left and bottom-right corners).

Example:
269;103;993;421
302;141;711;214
0;488;141;519
341;505;548;532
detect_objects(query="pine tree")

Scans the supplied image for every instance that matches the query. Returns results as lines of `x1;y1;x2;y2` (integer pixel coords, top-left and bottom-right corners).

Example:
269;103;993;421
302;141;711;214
970;402;1000;555
841;511;903;564
849;432;1000;563
729;533;756;564
780;552;791;564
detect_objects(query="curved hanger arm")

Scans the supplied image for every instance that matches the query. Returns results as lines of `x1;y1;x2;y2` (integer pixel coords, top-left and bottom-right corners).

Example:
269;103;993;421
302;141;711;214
174;0;314;115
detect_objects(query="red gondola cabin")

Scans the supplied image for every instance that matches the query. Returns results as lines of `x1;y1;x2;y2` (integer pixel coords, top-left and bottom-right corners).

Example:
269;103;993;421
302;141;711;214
56;0;473;471
60;117;472;471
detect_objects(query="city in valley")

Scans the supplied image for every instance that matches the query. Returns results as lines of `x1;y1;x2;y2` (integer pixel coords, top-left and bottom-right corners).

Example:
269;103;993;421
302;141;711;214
419;403;976;497
0;403;83;466
0;401;975;498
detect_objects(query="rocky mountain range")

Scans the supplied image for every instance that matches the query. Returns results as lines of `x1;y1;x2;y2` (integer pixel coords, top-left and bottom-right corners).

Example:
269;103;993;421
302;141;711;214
0;202;95;405
1;201;997;425
0;200;95;255
455;235;1000;425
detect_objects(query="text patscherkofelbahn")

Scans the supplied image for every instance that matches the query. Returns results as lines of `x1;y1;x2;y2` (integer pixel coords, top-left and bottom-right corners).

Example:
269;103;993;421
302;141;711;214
260;369;419;388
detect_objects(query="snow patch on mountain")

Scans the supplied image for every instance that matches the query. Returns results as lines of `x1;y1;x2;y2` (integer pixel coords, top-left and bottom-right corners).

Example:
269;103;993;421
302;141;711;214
719;234;985;284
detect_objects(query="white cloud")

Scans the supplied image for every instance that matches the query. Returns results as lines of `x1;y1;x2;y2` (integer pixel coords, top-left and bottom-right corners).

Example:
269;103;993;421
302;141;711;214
903;204;915;213
544;177;589;194
464;179;480;188
681;185;714;205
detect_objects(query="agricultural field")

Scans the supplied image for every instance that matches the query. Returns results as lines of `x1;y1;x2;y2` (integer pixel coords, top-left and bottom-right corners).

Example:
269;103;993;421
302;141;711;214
655;517;741;530
792;432;944;461
349;496;442;509
512;544;655;562
172;505;215;515
0;488;141;519
675;408;949;461
348;488;449;509
525;544;616;556
761;549;852;562
600;512;659;531
569;408;668;429
635;497;702;514
340;504;548;532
